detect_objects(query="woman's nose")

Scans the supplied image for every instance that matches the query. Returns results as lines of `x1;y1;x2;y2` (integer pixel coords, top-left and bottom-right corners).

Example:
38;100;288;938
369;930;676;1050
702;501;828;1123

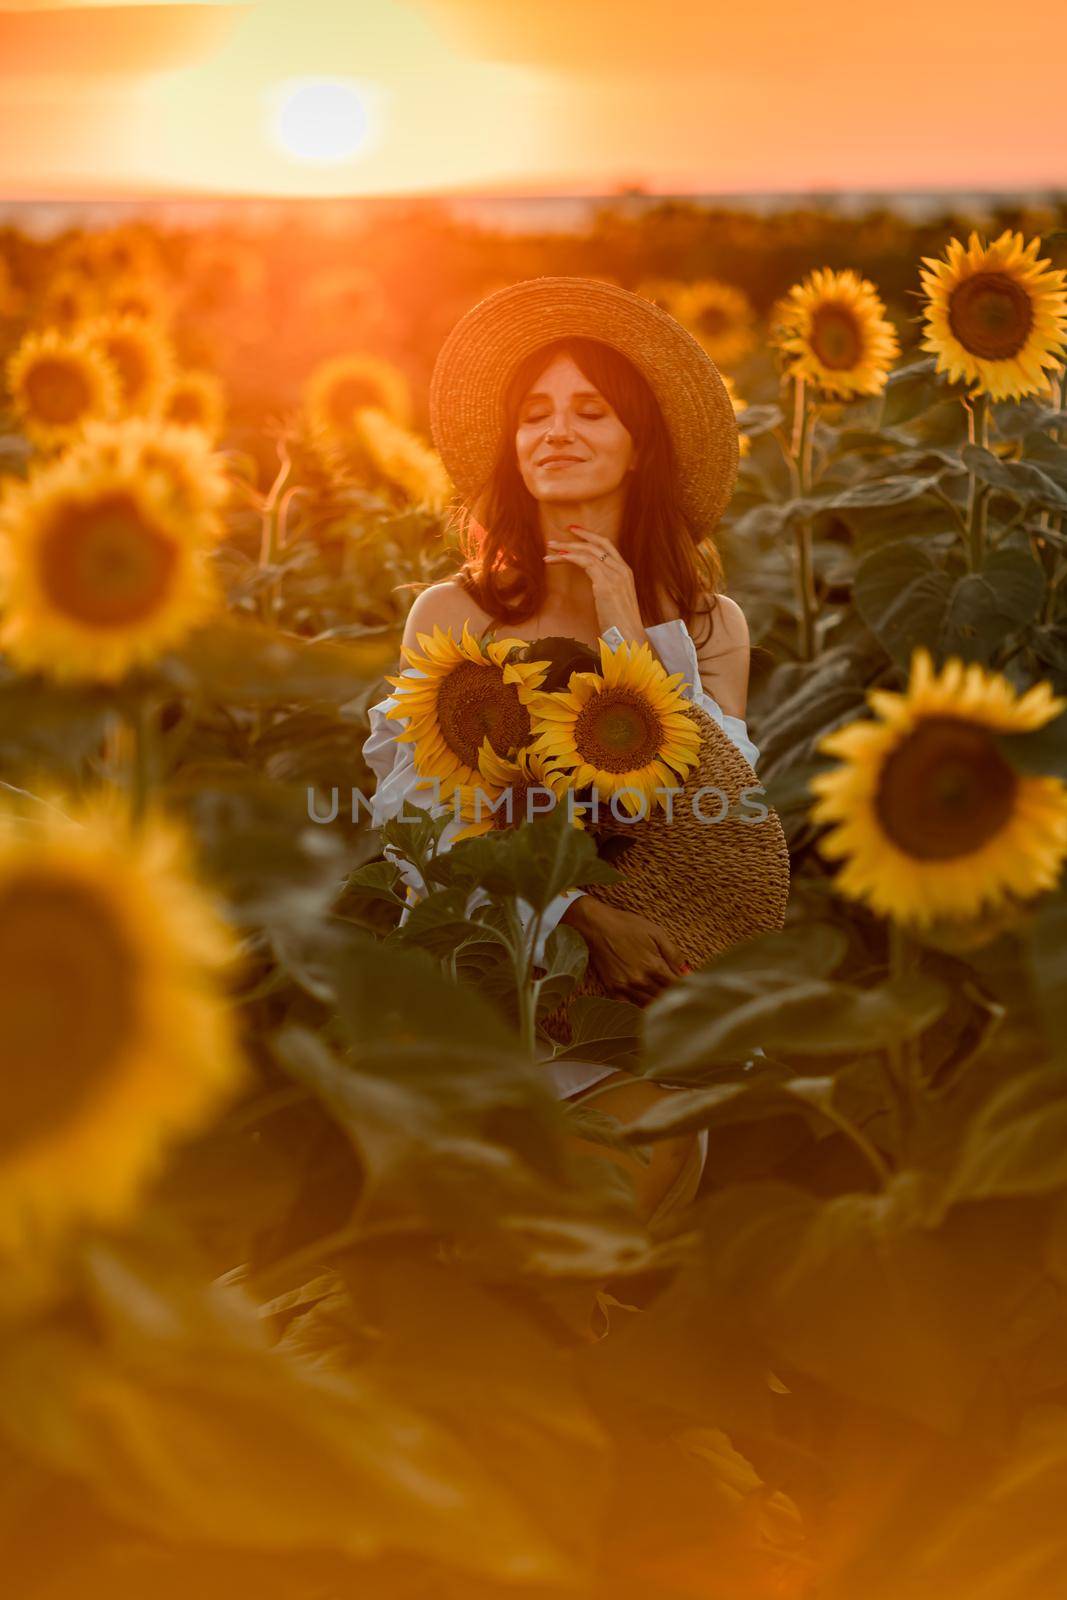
544;414;575;442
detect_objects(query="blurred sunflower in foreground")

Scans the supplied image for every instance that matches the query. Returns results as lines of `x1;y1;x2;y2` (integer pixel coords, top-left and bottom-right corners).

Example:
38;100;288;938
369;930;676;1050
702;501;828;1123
161;368;227;439
640;277;756;367
525;638;702;819
353;405;453;512
0;791;245;1261
809;647;1067;926
772;268;900;398
304;352;412;442
36;270;97;331
5;326;118;448
919;230;1067;400
85;311;175;416
57;224;159;286
386;622;550;789
103;272;175;327
0;440;221;682
69;416;230;528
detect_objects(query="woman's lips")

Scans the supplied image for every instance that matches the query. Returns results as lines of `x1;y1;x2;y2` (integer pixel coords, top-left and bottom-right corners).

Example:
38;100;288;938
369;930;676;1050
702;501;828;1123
540;456;583;467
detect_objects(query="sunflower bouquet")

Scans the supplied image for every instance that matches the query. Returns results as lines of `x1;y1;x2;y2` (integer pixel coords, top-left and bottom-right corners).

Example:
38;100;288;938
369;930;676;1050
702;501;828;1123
385;625;791;991
525;633;790;997
384;621;557;841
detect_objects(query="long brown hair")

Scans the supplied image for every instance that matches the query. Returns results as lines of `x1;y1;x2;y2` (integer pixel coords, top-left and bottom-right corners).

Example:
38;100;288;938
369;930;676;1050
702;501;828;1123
448;336;723;650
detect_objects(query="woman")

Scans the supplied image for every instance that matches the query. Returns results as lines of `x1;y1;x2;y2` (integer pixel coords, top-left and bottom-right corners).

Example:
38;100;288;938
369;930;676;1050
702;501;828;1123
362;277;759;1227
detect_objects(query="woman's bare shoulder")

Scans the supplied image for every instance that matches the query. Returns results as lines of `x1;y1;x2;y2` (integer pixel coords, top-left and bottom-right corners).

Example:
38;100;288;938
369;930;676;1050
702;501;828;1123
666;588;749;659
400;578;490;648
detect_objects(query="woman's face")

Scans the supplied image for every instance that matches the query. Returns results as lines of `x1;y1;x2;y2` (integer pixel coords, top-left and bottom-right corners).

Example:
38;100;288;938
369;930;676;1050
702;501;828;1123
514;352;636;505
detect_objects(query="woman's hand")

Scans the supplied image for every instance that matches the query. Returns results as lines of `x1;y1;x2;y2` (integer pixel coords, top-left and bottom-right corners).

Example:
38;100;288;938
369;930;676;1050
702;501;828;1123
543;524;648;646
561;896;687;1006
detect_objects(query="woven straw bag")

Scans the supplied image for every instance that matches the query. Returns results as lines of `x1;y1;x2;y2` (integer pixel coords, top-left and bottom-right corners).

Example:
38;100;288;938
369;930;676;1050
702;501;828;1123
539;702;790;1045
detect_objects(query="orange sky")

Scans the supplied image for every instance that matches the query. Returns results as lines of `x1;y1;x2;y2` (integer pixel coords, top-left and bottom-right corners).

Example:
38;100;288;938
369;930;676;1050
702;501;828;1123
1;0;1065;198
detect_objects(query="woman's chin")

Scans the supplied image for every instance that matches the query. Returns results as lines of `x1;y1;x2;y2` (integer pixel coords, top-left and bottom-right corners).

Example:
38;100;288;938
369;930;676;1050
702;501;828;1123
530;472;604;502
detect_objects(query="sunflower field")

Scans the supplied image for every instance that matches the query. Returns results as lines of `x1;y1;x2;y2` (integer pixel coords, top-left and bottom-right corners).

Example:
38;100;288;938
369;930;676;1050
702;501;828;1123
2;198;1067;1599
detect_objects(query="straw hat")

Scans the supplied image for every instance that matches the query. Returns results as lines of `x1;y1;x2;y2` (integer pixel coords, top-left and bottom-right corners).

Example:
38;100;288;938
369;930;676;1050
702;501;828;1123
429;276;741;541
539;702;790;1045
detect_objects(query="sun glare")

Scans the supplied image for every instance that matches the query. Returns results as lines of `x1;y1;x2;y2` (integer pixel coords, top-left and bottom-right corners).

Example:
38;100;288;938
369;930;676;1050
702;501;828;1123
270;78;374;165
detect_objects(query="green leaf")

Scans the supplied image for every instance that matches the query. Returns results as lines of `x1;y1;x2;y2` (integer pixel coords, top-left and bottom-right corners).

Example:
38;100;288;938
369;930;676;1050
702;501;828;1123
342;858;403;907
697;1177;1032;1431
169;772;350;935
447;805;621;912
962;446;1067;512
830;472;946;510
947;1069;1067;1203
535;921;589;1019
619;1073;836;1142
331;929;519;1056
392;884;483;957
941;546;1046;662
272;1025;640;1265
879;357;945;427
0;1236;577;1582
644;928;948;1082
1026;887;1067;1064
910;1404;1067;1598
160;616;394;706
546;995;642;1068
735;402;784;438
853;539;954;667
993;400;1067;439
0;670;115;770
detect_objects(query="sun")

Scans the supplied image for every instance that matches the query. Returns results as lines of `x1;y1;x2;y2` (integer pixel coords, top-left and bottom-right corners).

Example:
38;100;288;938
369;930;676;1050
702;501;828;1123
269;78;375;166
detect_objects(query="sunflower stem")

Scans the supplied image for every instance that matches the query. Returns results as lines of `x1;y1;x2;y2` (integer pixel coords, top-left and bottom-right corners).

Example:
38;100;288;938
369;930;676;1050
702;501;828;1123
259;447;293;623
883;919;924;1156
1036;369;1066;620
128;694;156;827
790;375;819;662
964;391;990;571
507;898;539;1056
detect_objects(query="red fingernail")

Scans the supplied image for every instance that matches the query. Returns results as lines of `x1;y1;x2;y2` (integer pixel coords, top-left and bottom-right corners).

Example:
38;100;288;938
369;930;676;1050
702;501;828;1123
678;963;692;974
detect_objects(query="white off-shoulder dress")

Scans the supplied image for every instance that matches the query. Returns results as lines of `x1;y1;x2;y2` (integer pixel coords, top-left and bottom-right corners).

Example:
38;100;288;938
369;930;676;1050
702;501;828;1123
360;619;761;1208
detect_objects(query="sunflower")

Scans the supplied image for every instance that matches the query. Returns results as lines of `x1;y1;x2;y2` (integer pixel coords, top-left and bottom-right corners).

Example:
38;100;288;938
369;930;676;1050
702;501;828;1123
68;416;230;528
104;273;174;326
5;327;119;448
85;312;175;415
37;271;98;330
443;738;581;842
722;373;751;459
59;226;158;286
304;353;413;439
772;268;900;398
0;254;23;319
0;789;245;1258
0;446;220;682
161;368;227;438
385;622;551;789
352;406;452;511
919;230;1067;401
809;647;1067;926
653;279;757;367
524;637;702;819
